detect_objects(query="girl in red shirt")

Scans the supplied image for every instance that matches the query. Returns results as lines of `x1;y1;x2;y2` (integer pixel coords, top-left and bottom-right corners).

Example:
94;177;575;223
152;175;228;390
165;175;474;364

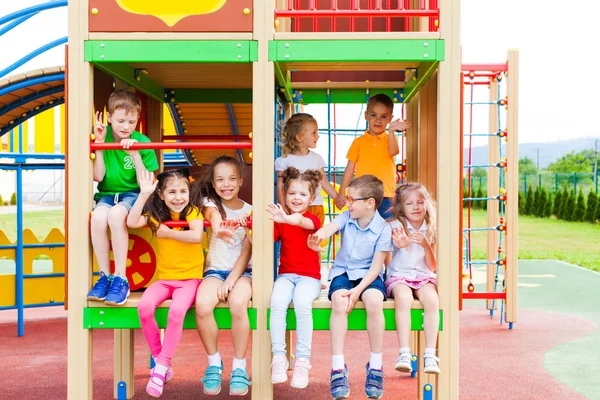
266;167;323;389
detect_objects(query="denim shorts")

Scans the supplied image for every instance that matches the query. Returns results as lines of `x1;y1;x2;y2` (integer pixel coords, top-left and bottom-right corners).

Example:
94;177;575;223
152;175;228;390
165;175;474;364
328;272;387;301
94;191;139;212
377;197;394;220
203;268;252;281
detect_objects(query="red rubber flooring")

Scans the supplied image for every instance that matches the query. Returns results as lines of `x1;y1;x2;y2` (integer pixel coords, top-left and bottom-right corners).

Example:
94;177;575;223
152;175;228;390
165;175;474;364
1;306;595;399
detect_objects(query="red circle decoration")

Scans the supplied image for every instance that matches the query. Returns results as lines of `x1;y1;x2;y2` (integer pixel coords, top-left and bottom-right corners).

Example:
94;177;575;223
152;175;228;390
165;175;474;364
109;234;157;290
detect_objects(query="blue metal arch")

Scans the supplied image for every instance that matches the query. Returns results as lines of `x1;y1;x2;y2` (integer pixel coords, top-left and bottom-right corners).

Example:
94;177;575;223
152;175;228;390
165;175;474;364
0;85;64;117
0;36;67;78
0;0;67;26
0;72;64;97
0;97;64;137
166;103;196;166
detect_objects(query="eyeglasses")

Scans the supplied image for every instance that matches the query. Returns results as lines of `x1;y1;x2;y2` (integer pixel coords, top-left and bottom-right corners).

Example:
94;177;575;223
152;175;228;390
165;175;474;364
346;196;370;205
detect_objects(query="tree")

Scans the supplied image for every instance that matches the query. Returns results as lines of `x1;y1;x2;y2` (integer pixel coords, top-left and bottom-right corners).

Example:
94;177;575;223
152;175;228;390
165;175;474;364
553;188;563;217
524;184;534;215
562;189;575;221
482;188;488;211
519;157;539;175
546;150;596;174
474;187;483;210
585;191;598;223
518;191;525;215
533;186;541;217
537;187;547;218
10;192;16;206
573;190;586;222
544;190;553;218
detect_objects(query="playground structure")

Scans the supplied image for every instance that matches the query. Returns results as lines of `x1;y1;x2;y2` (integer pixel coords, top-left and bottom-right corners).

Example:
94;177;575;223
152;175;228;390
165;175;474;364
460;61;519;326
0;0;521;399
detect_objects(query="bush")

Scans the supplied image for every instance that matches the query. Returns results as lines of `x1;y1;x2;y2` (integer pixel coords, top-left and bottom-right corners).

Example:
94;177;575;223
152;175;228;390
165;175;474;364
562;189;576;221
10;192;16;205
474;187;483;210
553;189;563;217
482;189;488;211
524;184;534;215
533;187;541;217
0;195;3;206
573;190;586;222
585;191;598;223
544;191;553;218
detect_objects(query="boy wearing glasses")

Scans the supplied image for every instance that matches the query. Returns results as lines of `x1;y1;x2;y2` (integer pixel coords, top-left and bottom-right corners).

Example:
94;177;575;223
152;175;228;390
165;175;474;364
308;175;392;400
335;93;411;219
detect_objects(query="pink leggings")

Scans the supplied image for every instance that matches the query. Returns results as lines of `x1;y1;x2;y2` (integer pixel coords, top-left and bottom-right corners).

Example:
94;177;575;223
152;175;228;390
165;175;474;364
138;279;201;367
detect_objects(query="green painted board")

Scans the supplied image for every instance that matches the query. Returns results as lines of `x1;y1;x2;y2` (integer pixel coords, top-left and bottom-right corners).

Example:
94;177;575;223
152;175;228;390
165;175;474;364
269;40;445;63
83;307;257;330
289;88;400;104
267;309;443;331
84;40;258;63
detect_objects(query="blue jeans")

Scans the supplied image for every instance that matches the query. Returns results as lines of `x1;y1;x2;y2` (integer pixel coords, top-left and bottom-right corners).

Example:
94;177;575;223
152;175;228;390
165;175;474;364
377;197;394;220
94;191;139;212
203;268;252;281
270;273;321;359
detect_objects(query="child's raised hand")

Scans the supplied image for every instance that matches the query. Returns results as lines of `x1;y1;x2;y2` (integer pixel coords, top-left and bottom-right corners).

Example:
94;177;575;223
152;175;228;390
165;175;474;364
392;226;410;248
410;232;429;248
214;220;238;244
93;111;107;143
307;233;325;252
341;287;361;314
120;138;138;155
156;224;173;239
265;203;287;223
138;170;157;195
388;119;411;133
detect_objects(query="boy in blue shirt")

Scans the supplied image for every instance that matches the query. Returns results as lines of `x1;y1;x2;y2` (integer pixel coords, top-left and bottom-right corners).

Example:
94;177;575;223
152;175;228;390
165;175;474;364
308;175;392;400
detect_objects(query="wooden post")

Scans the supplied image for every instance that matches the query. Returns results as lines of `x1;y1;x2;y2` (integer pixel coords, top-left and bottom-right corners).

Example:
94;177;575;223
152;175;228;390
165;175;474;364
67;0;93;399
252;1;275;399
418;74;438;198
436;0;461;398
486;81;499;310
113;330;135;399
405;99;419;183
505;50;519;324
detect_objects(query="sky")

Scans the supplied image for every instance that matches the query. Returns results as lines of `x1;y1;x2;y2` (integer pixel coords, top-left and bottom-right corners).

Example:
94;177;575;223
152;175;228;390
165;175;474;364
1;0;599;150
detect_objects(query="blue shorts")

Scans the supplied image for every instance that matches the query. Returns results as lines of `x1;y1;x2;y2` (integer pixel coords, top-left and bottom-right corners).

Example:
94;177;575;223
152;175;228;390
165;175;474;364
204;268;252;281
94;191;139;212
328;272;387;301
377;197;394;220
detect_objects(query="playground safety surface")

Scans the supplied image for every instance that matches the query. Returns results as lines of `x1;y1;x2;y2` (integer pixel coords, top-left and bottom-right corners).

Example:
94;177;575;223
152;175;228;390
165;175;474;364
2;260;599;399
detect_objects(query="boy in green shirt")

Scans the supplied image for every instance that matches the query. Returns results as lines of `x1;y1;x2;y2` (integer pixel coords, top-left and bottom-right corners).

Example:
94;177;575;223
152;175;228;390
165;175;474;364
87;90;159;305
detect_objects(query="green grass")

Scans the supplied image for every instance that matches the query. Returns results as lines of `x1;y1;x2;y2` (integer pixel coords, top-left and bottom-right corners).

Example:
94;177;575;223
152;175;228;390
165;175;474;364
465;209;600;272
0;210;64;242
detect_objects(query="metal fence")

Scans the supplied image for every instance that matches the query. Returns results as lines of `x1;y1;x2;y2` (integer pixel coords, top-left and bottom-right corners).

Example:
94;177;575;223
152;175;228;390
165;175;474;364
464;172;600;196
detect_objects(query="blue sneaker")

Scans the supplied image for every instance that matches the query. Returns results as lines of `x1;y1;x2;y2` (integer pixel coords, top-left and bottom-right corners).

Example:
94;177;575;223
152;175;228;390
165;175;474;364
104;275;130;305
201;363;223;395
364;363;384;399
330;365;349;400
86;272;113;301
229;368;251;396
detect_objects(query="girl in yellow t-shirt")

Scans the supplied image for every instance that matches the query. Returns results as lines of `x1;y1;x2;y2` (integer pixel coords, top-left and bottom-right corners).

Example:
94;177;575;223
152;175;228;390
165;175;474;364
127;168;204;398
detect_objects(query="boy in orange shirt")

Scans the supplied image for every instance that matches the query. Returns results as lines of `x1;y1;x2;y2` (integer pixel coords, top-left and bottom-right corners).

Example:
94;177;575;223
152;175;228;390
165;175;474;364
336;94;410;219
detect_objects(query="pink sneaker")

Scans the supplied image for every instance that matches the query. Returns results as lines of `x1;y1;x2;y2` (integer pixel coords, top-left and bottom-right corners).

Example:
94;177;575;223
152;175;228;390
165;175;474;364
291;358;311;389
146;372;165;398
271;355;288;384
151;361;173;383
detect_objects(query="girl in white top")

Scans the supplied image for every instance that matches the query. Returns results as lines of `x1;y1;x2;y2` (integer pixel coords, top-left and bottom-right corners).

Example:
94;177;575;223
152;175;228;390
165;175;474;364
194;155;253;396
386;183;440;375
275;113;338;225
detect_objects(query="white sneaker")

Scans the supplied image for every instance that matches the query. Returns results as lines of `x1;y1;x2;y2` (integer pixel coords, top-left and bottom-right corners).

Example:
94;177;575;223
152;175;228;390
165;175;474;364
291;358;311;389
394;352;413;373
271;355;289;384
423;355;441;374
